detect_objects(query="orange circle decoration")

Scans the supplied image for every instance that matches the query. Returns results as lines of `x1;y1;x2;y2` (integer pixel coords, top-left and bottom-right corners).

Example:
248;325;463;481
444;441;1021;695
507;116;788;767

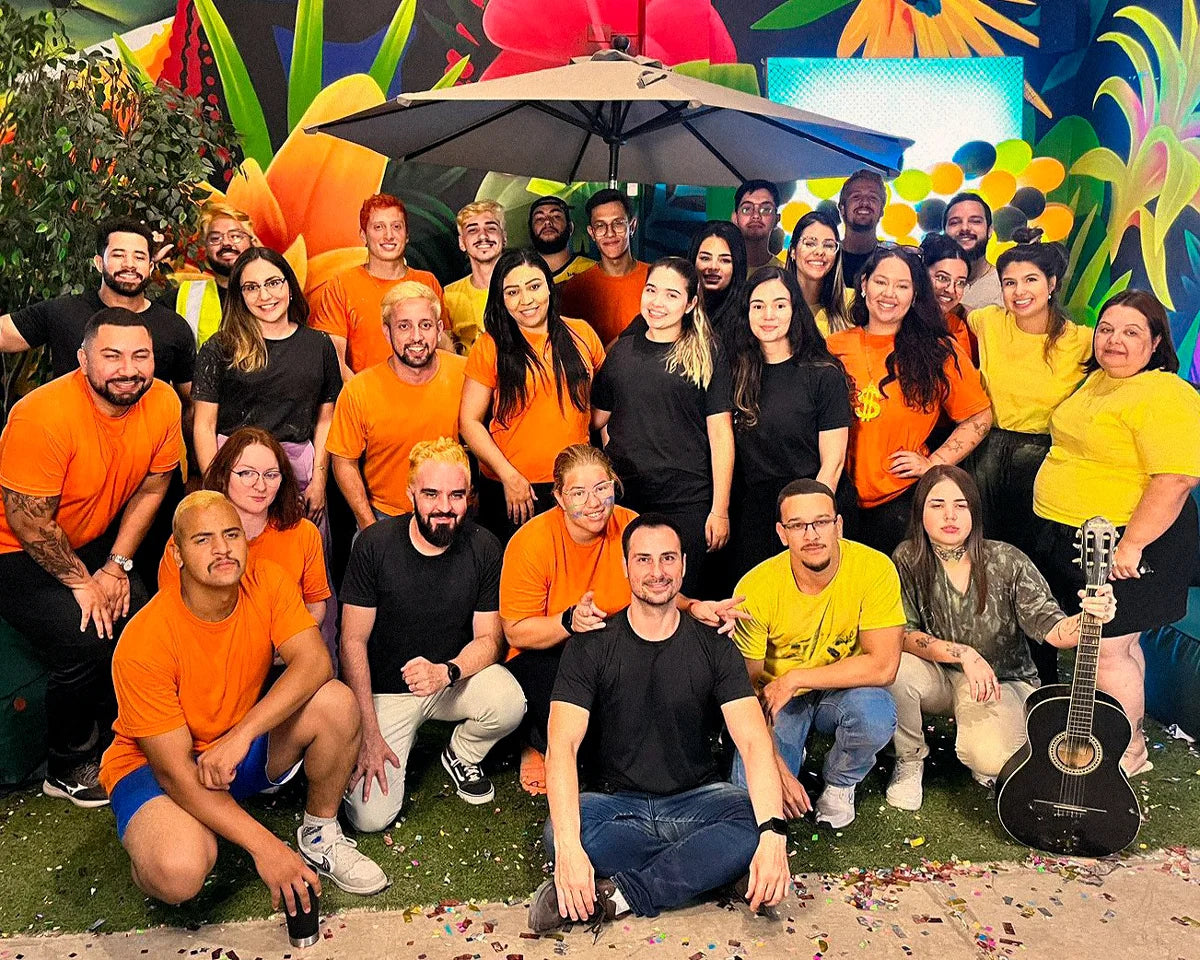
880;203;918;238
979;170;1017;209
1031;202;1074;242
1019;157;1067;193
895;235;920;247
780;201;812;234
930;162;964;195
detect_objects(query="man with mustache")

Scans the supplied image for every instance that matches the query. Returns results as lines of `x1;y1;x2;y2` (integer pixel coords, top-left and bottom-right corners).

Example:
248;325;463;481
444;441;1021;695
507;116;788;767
944;193;1004;311
170;202;257;347
340;438;524;831
837;170;887;288
443;201;507;351
528;196;594;285
0;218;195;404
99;490;388;906
327;283;467;531
732;180;782;274
0;309;182;807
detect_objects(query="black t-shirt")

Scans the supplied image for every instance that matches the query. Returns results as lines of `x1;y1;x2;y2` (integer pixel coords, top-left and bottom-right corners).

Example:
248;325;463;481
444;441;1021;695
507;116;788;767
553;612;753;795
840;248;875;288
591;329;732;508
340;515;502;694
192;325;341;443
736;358;851;490
11;290;196;384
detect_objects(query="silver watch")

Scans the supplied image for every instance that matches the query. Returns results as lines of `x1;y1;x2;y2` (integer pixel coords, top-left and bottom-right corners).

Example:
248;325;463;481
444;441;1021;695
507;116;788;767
107;553;134;573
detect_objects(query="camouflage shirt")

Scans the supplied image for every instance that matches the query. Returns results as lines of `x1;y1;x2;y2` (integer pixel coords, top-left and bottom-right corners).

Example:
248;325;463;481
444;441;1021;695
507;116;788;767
891;539;1065;685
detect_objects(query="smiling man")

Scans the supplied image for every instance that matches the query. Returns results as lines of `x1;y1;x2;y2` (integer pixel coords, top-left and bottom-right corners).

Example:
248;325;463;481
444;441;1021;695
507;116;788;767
837;171;887;288
327;282;467;530
0;309;181;806
443;201;507;351
171;202;257;347
944;193;1004;311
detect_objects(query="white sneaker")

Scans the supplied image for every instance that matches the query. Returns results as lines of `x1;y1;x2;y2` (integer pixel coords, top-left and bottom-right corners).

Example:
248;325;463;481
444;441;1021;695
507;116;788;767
815;784;856;828
886;760;924;811
298;822;389;895
972;770;996;790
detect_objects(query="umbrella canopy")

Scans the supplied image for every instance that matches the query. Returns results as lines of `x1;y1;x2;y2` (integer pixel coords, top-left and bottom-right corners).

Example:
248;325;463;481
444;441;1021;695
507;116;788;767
308;50;911;187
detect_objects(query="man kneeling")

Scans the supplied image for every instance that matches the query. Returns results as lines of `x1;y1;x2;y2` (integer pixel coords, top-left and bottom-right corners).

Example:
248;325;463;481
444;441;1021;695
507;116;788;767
531;514;790;930
99;491;387;911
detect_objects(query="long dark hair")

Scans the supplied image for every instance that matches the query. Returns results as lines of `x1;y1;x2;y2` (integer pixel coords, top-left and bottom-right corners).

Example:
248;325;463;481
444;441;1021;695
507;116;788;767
1084;289;1181;375
850;247;958;411
730;265;842;429
204;426;304;531
996;226;1072;363
686;220;747;332
483;248;591;427
218;247;309;373
786;210;852;333
903;464;988;615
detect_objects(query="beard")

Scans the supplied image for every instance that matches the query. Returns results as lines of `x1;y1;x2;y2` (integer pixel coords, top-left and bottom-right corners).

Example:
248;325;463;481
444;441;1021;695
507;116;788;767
531;226;570;256
415;508;462;548
800;553;832;573
88;372;151;407
397;344;436;368
206;247;240;277
955;235;987;262
101;268;151;298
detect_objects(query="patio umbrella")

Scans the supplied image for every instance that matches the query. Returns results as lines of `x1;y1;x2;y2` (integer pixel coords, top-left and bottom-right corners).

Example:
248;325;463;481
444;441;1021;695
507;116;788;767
307;49;911;187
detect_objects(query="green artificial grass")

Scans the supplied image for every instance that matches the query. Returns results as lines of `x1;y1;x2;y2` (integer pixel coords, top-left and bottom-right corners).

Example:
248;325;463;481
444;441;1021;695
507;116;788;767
1;718;1197;936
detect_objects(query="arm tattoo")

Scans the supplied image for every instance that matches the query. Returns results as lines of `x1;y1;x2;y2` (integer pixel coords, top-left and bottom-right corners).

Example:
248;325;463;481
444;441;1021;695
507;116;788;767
1;487;89;584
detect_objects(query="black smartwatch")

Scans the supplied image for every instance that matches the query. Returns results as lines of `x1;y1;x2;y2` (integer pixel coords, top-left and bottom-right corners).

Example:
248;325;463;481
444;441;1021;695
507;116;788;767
757;817;788;837
561;606;576;636
444;661;462;687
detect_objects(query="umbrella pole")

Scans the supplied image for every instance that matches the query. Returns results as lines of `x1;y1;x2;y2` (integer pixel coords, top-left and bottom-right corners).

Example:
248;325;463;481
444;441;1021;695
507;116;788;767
607;140;619;189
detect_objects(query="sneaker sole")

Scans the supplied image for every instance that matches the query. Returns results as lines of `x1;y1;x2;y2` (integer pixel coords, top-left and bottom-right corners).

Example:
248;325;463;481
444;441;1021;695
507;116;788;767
814;812;855;829
884;791;922;812
441;753;495;805
299;851;389;896
42;780;109;809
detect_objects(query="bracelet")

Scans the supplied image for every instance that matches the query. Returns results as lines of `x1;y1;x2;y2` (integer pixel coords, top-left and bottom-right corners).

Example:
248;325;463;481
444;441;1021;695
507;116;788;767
97;566;128;580
561;606;576;636
709;512;728;519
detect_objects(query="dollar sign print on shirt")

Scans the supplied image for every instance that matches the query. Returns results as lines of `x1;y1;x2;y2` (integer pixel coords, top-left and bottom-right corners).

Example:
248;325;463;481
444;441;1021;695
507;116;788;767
852;332;884;423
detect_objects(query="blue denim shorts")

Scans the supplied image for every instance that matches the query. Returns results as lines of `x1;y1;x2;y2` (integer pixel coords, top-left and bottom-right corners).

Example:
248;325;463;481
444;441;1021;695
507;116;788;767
110;733;301;839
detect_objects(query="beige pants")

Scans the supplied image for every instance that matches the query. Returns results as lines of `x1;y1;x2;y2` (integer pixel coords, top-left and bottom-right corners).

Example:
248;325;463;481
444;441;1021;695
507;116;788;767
343;664;525;833
888;652;1035;779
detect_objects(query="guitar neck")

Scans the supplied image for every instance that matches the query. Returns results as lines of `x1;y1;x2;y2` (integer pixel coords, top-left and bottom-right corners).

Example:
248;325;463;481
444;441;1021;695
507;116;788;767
1066;586;1103;739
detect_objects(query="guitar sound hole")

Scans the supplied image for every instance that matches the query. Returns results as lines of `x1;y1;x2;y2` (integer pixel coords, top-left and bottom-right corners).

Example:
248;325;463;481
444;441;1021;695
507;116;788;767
1054;740;1096;770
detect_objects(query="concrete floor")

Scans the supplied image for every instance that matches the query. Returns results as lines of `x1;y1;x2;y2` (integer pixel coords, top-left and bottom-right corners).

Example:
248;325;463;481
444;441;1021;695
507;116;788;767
1;850;1196;960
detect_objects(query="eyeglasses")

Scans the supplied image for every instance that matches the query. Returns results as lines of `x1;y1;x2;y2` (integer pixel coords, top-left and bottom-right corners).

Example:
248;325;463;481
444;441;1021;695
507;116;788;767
562;480;616;506
781;518;836;534
232;468;283;485
240;276;287;297
738;202;777;217
591;219;629;237
206;230;250;247
798;238;840;253
932;271;968;292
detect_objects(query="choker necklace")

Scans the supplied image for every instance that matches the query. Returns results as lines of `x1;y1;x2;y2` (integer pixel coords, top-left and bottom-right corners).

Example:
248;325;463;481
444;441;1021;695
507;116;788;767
933;543;967;562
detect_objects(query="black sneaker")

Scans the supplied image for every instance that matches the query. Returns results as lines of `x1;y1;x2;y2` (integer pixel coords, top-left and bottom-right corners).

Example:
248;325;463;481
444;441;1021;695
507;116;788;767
43;761;109;808
528;876;620;933
441;746;495;805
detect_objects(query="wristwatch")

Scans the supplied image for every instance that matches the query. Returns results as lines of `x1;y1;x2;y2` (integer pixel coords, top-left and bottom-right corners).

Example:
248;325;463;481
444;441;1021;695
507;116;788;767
107;553;134;573
561;606;576;636
757;817;788;837
444;661;462;687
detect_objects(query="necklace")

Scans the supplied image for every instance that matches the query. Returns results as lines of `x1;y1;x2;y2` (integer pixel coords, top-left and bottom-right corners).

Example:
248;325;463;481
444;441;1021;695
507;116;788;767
851;328;885;423
932;543;967;562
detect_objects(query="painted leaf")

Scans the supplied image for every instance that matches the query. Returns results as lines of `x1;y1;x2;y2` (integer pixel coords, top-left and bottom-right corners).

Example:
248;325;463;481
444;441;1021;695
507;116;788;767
1138;207;1174;308
673;60;760;96
1070;146;1127;185
288;0;325;131
1145;127;1200;250
1099;30;1157;126
112;33;154;92
368;0;417;96
751;0;857;31
1115;7;1182;122
434;54;472;89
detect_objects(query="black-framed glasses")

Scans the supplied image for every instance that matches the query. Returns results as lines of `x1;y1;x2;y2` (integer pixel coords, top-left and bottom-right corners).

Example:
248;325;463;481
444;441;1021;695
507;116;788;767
781;518;836;534
233;468;283;485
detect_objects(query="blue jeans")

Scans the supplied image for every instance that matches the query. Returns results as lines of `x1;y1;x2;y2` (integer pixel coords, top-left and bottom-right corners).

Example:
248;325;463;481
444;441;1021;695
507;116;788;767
732;686;896;789
543;782;758;917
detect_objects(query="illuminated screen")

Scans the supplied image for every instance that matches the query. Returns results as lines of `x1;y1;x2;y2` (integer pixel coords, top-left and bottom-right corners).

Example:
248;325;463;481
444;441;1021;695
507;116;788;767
766;57;1024;171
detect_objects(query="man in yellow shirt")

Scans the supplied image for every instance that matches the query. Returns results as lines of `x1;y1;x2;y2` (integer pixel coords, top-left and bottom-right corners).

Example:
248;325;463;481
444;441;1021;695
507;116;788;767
528;196;594;284
443;201;505;351
732;479;904;829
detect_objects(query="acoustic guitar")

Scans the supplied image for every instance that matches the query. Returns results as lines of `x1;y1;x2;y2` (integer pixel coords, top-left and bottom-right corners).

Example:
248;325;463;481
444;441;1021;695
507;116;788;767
995;516;1141;857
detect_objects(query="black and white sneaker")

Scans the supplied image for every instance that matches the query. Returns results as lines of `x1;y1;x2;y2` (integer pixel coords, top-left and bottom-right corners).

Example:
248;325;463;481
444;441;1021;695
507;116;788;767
441;746;495;805
43;761;109;808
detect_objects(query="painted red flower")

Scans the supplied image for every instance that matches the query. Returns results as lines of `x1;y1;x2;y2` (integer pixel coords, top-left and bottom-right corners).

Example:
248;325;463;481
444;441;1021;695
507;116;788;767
480;0;736;80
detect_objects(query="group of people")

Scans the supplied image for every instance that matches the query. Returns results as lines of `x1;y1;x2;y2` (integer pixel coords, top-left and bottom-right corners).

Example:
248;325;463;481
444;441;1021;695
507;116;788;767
0;168;1196;930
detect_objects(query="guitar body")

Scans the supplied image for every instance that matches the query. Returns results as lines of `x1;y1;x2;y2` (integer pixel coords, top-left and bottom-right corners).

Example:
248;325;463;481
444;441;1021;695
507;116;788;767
996;684;1141;857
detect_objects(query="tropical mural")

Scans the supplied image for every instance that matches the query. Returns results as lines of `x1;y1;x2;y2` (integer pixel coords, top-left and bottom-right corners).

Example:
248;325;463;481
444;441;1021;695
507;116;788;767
14;0;1200;380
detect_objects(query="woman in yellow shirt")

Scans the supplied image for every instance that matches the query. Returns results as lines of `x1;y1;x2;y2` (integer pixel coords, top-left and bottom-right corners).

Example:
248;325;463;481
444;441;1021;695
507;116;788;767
1033;290;1200;775
786;210;854;336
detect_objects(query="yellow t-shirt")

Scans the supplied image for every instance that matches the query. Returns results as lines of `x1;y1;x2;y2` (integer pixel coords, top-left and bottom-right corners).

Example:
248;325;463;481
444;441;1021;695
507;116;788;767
733;539;905;687
967;305;1093;433
1034;369;1200;526
809;288;855;338
444;276;488;350
552;255;596;285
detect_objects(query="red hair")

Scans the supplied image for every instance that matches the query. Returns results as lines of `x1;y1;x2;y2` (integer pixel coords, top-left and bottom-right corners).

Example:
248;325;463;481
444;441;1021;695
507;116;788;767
359;193;407;232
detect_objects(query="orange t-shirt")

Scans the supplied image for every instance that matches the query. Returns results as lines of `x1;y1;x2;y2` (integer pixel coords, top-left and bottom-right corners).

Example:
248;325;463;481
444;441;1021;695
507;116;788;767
310;264;449;373
464;318;605;483
326;352;466;514
945;307;978;365
0;371;182;553
99;557;317;793
560;262;649;344
157;519;330;603
826;327;990;508
500;505;637;624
